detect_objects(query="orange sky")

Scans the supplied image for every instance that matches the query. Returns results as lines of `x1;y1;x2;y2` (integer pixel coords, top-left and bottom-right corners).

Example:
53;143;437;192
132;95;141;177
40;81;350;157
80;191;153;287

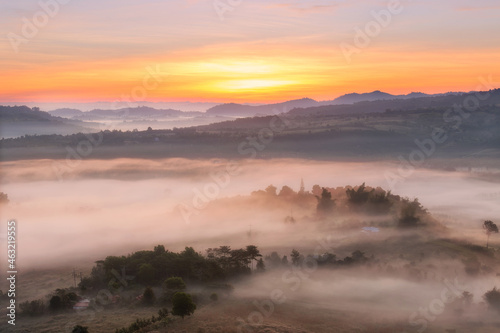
1;0;499;103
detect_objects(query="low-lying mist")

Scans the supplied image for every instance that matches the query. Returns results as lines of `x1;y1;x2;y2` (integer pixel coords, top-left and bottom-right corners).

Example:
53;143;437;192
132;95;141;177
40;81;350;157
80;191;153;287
1;158;499;269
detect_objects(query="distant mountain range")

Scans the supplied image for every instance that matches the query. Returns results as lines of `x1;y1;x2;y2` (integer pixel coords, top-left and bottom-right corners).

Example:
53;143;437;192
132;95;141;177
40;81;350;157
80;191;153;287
204;91;463;117
206;98;318;117
3;88;498;138
289;89;500;116
325;90;458;105
49;106;203;120
0;105;96;138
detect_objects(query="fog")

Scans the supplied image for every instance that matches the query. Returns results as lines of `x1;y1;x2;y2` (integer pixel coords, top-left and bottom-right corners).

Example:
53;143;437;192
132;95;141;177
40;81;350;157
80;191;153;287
2;157;500;331
1;158;499;268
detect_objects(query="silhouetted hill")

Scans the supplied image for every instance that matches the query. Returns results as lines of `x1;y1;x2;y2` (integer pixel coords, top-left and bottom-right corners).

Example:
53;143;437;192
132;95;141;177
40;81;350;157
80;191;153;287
52;106;204;121
48;108;84;117
290;89;500;116
322;90;458;105
0;105;96;138
206;98;318;116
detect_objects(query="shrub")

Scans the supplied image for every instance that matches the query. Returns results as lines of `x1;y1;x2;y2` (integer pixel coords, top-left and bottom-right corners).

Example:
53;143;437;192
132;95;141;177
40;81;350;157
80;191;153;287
484;287;500;311
142;287;155;306
164;277;186;291
172;292;196;319
72;325;89;333
19;299;45;316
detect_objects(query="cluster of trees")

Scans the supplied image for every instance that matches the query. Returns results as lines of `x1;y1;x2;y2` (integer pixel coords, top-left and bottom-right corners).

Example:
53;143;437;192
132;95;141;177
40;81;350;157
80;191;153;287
253;182;430;227
264;249;370;268
205;245;264;276
80;245;263;292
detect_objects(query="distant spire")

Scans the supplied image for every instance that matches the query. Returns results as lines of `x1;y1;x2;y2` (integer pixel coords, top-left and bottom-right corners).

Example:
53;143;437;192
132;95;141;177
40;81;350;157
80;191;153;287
299;178;305;194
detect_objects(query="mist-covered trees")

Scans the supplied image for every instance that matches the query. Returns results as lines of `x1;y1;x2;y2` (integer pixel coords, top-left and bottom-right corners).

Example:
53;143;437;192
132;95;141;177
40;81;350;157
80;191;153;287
291;249;301;266
346;182;372;205
316;188;335;215
0;192;9;205
483;220;499;248
398;198;425;227
483;287;500;312
80;244;264;291
206;245;261;276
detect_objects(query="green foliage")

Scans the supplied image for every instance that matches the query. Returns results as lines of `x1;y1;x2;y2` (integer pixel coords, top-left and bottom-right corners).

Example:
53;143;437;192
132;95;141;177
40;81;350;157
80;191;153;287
164;277;186;291
206;245;259;276
72;325;89;333
171;292;196;319
137;264;156;285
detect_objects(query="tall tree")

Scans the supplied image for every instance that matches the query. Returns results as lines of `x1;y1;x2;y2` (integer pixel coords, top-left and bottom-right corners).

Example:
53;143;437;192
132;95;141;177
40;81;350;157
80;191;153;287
483;220;499;248
291;249;300;266
246;245;262;271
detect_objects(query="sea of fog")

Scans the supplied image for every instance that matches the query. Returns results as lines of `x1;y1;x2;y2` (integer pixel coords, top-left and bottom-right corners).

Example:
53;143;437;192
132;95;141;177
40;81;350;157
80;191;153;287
0;158;499;268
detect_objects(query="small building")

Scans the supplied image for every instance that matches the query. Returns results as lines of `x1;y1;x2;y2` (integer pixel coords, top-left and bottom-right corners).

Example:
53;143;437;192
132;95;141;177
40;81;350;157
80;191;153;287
73;299;90;311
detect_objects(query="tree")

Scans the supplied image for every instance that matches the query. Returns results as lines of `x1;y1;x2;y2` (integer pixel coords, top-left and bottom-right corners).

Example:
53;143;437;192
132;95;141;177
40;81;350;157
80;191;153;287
143;287;155;306
49;296;62;311
137;264;156;285
398;198;423;227
163;277;186;291
483;220;499;248
171;292;196;319
291;249;300;266
265;185;277;196
316;188;334;215
483;287;500;312
72;325;89;333
0;192;9;205
154;245;166;255
246;245;262;271
256;258;265;272
278;185;295;197
346;183;372;205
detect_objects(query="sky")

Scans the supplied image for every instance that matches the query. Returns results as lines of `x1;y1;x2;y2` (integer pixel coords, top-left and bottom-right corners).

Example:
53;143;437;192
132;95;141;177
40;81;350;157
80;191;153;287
0;0;499;104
